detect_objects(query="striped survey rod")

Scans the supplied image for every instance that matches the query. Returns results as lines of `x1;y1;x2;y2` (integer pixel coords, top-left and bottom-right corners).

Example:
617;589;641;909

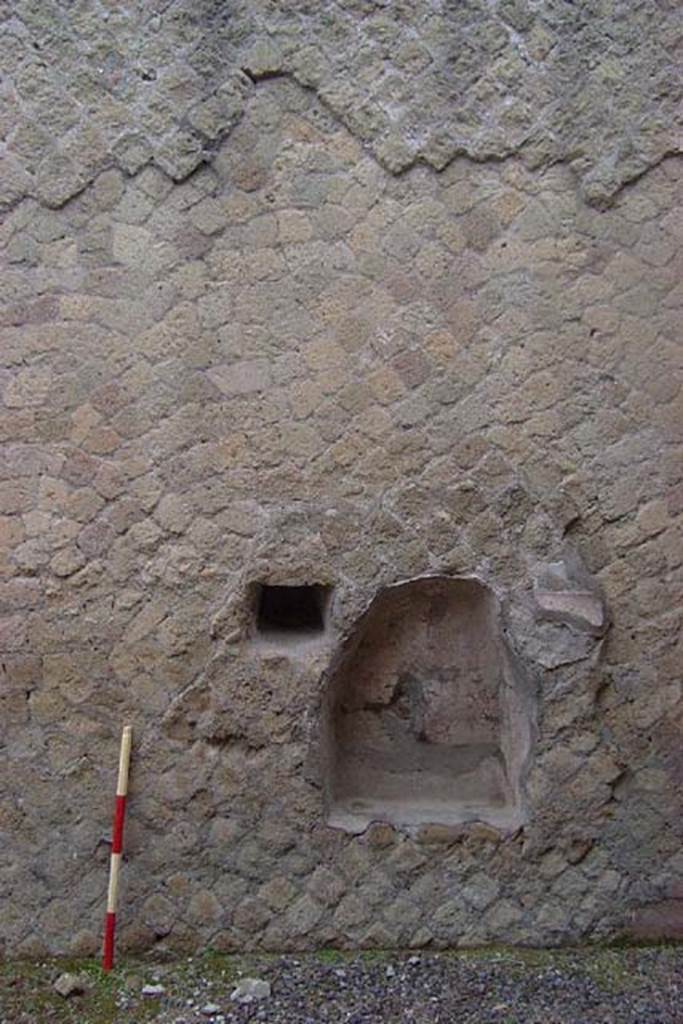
103;724;133;972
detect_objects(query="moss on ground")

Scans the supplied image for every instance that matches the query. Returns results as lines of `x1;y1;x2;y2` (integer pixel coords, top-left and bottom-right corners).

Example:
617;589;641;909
0;944;679;1023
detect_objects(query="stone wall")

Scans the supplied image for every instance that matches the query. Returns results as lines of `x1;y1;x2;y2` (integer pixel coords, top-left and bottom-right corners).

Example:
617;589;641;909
1;1;681;956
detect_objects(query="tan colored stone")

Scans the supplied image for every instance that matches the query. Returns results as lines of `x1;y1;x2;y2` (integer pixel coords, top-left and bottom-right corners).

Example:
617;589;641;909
367;365;405;405
0;53;680;960
0;515;25;549
50;546;86;578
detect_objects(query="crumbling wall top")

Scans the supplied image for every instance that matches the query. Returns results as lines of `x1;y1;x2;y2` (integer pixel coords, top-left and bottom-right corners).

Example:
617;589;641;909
1;0;680;211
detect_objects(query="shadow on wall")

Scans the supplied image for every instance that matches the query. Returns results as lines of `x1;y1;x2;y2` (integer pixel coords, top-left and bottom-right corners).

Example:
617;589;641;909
321;576;534;834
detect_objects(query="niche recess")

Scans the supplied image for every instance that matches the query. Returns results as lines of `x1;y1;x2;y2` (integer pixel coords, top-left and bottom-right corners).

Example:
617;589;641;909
323;576;532;832
252;583;331;649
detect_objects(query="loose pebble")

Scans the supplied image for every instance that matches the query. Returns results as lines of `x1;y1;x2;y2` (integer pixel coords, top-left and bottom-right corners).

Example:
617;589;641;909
230;977;272;1003
53;972;88;998
5;948;683;1022
142;983;167;996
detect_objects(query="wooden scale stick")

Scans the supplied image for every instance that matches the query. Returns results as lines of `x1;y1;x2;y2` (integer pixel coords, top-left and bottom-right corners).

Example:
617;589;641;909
102;725;132;971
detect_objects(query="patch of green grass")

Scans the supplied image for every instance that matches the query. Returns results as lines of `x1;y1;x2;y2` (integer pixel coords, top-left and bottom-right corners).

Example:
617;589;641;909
0;955;167;1024
195;948;243;983
2;943;679;1022
315;947;347;965
2;959;110;1024
580;948;640;993
450;944;567;968
358;948;393;964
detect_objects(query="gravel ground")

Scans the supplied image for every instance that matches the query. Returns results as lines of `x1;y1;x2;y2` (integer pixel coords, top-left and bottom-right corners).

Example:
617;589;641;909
1;946;681;1024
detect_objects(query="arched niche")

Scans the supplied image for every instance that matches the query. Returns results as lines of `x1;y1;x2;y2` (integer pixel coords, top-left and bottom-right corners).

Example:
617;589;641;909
322;576;533;832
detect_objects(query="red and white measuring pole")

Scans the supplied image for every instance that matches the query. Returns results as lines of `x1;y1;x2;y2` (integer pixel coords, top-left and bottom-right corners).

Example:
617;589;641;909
102;724;132;972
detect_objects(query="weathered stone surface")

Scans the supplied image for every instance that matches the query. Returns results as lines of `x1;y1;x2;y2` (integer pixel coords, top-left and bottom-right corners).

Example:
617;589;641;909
0;18;681;959
0;2;680;209
141;984;166;997
326;576;532;832
54;972;88;998
628;898;683;942
231;978;271;1003
533;559;607;633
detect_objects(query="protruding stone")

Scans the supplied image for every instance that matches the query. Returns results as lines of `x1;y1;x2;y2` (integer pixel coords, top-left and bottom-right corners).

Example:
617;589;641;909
230;978;271;1003
243;41;284;78
629;900;683;941
54;973;88;998
363;822;397;848
533;558;607;633
142;983;166;997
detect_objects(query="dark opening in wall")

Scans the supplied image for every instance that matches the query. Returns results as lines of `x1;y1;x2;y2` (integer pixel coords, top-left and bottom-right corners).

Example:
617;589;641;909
256;584;330;637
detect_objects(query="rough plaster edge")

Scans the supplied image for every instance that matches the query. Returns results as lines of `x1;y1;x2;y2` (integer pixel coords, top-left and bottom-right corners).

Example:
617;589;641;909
2;69;681;216
315;574;538;832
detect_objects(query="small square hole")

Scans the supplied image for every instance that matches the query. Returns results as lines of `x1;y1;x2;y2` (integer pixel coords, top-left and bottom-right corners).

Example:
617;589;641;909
255;584;330;637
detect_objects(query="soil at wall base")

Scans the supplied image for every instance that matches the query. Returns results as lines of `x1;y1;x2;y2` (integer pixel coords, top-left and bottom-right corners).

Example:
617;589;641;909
1;945;681;1024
